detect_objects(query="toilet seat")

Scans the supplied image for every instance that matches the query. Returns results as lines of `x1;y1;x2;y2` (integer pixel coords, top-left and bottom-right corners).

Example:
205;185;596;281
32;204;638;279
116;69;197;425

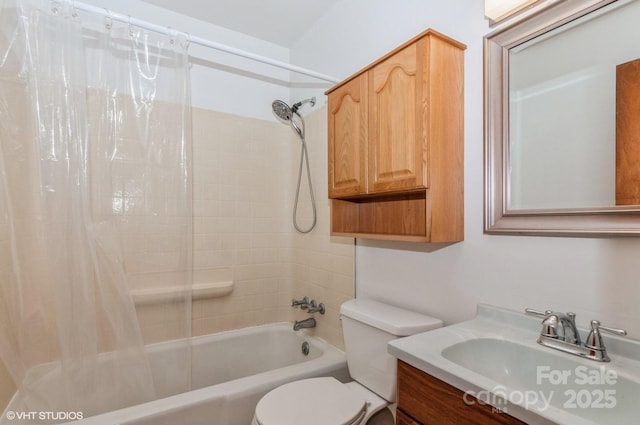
254;377;367;425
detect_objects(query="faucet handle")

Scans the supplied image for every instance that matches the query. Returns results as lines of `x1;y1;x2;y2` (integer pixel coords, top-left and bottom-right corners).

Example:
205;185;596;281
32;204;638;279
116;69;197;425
306;300;326;314
596;322;627;336
292;296;310;308
525;308;553;318
526;309;563;339
585;320;626;351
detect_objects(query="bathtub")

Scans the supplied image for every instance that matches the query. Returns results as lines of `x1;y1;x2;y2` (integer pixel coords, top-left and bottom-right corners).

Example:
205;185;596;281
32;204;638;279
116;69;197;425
4;323;349;425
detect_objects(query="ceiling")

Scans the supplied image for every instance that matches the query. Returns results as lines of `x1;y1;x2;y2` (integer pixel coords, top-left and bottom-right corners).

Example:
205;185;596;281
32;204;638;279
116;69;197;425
140;0;341;47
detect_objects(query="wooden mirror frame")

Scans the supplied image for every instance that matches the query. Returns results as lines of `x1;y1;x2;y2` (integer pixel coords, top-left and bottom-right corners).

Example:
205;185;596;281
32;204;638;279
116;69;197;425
484;0;640;237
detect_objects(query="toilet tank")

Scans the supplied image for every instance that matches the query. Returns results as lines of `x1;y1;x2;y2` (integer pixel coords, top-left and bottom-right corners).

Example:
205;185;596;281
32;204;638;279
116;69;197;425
340;299;442;402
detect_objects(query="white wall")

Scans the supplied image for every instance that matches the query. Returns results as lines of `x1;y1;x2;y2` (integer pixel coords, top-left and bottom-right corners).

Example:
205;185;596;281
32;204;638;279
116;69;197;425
291;0;640;339
80;0;291;121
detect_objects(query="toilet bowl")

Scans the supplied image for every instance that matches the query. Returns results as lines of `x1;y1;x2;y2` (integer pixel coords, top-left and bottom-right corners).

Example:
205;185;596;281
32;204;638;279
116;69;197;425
252;299;442;425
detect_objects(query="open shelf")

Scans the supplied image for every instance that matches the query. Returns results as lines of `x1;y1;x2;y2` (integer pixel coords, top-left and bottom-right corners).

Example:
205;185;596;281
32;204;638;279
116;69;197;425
331;191;429;241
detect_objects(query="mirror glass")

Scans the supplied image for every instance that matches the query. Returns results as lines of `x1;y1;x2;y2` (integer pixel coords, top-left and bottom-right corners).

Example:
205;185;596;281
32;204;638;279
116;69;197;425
485;0;640;236
507;0;640;211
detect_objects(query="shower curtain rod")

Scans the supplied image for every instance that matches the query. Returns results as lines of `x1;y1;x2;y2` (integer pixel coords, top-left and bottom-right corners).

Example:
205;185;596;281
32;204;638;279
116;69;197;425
72;1;340;84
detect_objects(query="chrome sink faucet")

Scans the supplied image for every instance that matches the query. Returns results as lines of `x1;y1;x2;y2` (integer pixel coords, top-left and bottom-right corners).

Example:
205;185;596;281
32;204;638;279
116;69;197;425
526;308;626;362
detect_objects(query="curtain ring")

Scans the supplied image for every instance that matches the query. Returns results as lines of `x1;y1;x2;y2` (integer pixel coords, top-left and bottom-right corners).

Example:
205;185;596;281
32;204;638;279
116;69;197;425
128;15;135;38
70;0;78;18
168;27;175;45
104;8;113;30
185;33;191;50
50;0;60;14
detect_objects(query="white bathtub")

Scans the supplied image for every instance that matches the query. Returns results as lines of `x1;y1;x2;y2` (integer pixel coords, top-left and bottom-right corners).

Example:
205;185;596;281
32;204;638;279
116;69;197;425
4;323;349;425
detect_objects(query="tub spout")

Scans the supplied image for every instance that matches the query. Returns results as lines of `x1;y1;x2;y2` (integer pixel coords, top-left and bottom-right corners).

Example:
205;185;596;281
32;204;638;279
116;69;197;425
293;317;316;331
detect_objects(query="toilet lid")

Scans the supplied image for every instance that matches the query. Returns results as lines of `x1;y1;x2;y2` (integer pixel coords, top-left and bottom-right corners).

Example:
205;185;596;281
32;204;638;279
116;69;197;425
255;377;367;425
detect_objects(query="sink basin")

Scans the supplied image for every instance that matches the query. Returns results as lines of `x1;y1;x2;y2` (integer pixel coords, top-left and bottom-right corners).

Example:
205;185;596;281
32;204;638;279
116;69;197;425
388;304;640;425
442;338;640;423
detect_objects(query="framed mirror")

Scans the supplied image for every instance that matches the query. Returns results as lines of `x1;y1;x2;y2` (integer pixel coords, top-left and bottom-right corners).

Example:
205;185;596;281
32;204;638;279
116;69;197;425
485;0;640;236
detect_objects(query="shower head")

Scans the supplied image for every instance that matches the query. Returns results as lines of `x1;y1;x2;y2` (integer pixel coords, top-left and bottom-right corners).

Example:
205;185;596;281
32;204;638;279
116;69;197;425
271;97;318;234
271;97;316;122
272;99;293;122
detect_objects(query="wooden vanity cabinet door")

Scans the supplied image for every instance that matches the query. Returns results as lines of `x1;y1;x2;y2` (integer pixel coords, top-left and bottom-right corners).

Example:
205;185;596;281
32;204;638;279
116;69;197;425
328;75;368;198
396;409;420;425
397;360;527;425
368;41;426;194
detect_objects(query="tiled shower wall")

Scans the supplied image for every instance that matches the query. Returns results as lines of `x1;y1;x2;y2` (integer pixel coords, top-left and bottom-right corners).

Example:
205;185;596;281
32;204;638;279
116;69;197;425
187;105;354;348
188;108;297;336
0;105;354;411
289;106;355;349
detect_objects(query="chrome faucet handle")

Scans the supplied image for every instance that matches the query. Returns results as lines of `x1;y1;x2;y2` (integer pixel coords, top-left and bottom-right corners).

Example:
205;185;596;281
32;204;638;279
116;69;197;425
585;320;627;351
292;296;310;308
525;309;578;342
525;308;553;318
306;300;325;315
525;309;553;336
542;315;561;339
525;308;556;335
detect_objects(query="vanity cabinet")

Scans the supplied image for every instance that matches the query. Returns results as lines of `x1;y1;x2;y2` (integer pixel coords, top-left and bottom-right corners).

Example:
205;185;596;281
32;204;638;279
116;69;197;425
396;360;526;425
396;410;420;425
326;29;465;242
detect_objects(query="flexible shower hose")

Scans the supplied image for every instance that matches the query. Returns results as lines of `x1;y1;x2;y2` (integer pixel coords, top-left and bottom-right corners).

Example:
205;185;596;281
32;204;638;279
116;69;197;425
293;135;317;233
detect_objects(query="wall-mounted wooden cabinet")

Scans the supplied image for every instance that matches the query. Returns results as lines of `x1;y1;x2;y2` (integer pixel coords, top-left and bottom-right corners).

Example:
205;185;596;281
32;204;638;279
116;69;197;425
328;75;368;198
326;29;465;242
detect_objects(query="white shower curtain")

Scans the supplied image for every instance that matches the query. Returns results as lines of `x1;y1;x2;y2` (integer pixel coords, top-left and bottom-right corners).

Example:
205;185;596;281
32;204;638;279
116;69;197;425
0;0;192;419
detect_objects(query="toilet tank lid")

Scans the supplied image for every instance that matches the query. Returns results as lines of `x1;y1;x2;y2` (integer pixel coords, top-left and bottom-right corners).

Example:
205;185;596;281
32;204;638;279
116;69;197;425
340;299;442;336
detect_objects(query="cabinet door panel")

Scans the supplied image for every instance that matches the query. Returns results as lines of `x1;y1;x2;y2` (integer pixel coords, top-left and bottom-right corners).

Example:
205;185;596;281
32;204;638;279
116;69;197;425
328;76;368;198
369;42;426;194
398;361;526;425
396;409;421;425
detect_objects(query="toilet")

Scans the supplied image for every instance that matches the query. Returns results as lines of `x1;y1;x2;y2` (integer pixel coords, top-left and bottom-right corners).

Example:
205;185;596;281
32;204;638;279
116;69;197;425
252;299;442;425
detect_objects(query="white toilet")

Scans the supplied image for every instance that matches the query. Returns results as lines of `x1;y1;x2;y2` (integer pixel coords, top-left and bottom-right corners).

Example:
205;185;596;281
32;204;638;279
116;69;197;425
252;299;442;425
